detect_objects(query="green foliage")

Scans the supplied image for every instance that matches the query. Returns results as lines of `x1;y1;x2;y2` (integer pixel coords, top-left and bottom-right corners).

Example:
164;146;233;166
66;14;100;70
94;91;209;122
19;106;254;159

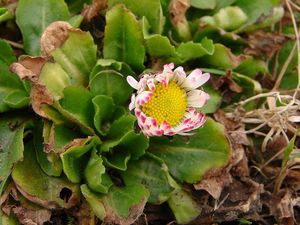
104;4;145;72
16;0;71;55
0;113;25;181
0;40;29;112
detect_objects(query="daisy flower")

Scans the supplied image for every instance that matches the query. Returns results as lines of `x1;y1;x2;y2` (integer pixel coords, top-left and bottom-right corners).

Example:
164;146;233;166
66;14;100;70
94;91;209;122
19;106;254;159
127;63;210;137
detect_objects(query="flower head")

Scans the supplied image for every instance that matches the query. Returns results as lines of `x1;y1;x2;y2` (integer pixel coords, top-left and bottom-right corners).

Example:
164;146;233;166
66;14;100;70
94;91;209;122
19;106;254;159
127;63;210;137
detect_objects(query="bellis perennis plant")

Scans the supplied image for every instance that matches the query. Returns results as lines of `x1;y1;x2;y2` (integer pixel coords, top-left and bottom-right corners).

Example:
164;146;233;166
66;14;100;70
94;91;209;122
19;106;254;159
127;63;210;137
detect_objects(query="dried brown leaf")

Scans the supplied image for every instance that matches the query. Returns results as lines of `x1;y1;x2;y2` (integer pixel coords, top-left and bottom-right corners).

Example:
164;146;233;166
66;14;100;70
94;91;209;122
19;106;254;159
194;168;232;199
245;31;290;58
40;21;72;56
213;70;243;93
104;197;148;225
13;207;51;225
169;0;189;25
81;0;108;22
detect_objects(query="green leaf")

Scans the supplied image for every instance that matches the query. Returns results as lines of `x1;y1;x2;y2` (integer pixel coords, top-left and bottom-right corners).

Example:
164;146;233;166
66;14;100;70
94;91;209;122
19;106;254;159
90;59;135;80
108;0;164;34
200;84;222;114
81;184;149;224
92;95;116;136
16;0;71;55
84;149;113;194
0;40;29;113
0;7;14;23
0;113;25;181
103;149;131;171
121;155;175;204
12;141;80;208
56;86;95;134
281;131;298;169
176;38;214;62
51;30;97;86
0;39;16;65
200;6;248;31
235;57;269;78
61;136;100;183
80;184;106;220
103;4;145;72
201;43;242;69
150;118;231;183
39;62;71;100
89;71;132;105
65;0;92;14
235;0;280;25
0;210;19;225
145;34;177;58
168;188;200;224
190;0;216;9
33;121;62;176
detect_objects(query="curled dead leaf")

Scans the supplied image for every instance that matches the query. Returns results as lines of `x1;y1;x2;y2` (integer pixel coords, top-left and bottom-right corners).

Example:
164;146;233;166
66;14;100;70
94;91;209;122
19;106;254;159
81;0;108;23
245;31;290;58
104;197;148;225
40;21;72;56
194;168;232;199
10;56;47;81
13;207;51;225
169;0;189;25
213;70;243;93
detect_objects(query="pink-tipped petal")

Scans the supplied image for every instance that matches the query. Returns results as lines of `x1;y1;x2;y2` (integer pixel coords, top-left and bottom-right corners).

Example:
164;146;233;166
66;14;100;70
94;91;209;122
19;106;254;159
129;94;136;110
174;66;186;85
127;76;138;89
135;91;152;106
182;69;210;90
147;78;156;91
187;90;210;107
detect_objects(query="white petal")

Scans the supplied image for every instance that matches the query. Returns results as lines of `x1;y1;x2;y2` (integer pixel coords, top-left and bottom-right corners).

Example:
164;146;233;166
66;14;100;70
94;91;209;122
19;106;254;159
129;94;136;110
163;63;174;73
136;91;152;106
174;66;186;85
182;69;210;90
187;90;210;108
127;76;138;89
147;78;156;91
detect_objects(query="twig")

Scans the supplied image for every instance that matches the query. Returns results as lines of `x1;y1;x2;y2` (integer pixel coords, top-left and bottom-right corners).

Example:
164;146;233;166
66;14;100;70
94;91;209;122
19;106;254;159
2;39;23;49
272;42;297;91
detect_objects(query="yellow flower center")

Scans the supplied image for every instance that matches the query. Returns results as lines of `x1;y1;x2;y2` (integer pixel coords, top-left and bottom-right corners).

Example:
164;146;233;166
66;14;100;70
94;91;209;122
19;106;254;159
141;80;187;126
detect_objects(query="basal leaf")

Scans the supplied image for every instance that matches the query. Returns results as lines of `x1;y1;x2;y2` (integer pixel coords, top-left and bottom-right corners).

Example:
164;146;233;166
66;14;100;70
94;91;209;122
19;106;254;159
0;113;25;181
12;141;80;209
92;95;115;136
81;184;149;224
51;30;97;86
200;84;222;114
201;43;242;69
150;118;231;183
121;155;175;204
16;0;71;55
84;149;113;194
89;59;135;80
33;121;62;177
39;62;71;100
108;0;164;34
89;71;132;105
103;4;145;72
168;188;200;224
61;136;101;183
190;0;216;9
56;86;95;134
0;40;29;113
200;6;248;31
176;38;214;62
0;7;14;23
103;149;131;171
